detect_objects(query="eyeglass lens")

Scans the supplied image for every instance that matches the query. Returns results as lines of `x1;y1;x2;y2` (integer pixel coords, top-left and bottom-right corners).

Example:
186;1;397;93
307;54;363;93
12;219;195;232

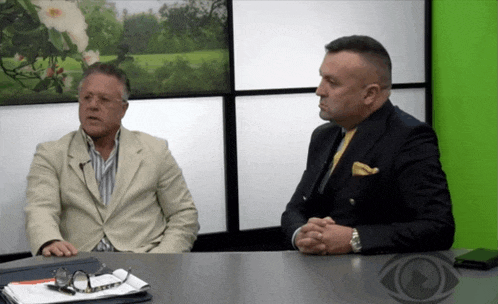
72;271;89;290
55;268;71;287
54;266;131;293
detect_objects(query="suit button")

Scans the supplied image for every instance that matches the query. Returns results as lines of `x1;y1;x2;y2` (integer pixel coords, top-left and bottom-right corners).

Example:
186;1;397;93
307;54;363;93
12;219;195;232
349;198;356;206
303;196;307;201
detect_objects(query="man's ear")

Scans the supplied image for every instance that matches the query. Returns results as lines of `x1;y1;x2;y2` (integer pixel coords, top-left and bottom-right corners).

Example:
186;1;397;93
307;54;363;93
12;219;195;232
363;83;381;105
121;101;129;119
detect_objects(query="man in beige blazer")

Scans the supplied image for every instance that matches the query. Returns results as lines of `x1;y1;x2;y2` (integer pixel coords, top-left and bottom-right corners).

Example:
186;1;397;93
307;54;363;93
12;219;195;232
25;63;199;256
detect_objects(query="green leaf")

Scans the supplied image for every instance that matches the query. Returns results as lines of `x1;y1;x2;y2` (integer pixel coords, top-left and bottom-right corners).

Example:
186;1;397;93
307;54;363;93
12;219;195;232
61;32;78;53
0;7;17;17
15;0;30;11
48;28;64;52
33;78;52;92
55;83;63;94
16;0;40;23
69;52;83;62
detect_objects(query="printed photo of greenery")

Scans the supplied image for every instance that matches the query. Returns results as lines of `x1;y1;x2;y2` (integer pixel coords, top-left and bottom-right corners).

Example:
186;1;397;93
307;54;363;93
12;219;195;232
0;0;229;106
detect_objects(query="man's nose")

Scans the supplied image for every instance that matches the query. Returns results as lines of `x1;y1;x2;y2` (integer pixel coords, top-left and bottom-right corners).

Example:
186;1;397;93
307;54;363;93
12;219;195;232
87;96;100;108
316;80;326;96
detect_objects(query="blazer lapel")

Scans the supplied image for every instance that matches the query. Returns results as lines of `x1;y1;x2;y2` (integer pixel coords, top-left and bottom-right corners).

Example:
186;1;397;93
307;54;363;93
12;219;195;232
330;101;395;187
68;128;102;204
104;127;143;220
307;124;344;198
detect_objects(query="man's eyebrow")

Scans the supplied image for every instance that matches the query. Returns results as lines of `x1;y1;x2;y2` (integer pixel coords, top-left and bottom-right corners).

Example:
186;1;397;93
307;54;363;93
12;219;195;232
319;69;335;79
322;74;337;82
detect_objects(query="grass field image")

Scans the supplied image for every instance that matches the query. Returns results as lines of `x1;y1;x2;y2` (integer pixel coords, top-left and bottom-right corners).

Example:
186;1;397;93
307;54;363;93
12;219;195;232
0;0;229;105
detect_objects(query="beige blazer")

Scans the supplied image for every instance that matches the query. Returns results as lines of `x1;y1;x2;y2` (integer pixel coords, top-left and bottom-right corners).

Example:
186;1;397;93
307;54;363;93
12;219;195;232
25;127;199;255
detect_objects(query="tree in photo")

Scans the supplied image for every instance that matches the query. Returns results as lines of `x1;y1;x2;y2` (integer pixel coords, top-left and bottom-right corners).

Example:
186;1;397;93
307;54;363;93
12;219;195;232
0;0;100;95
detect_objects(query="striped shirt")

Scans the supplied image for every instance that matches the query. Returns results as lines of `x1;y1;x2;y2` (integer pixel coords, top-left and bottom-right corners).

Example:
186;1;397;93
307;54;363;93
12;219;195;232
83;129;120;252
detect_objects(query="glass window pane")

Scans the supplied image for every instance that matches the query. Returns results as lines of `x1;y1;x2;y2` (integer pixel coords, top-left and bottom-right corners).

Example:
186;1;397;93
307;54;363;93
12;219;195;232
236;89;426;230
233;0;425;90
0;103;80;254
1;97;226;255
390;88;427;123
237;93;324;230
123;97;226;234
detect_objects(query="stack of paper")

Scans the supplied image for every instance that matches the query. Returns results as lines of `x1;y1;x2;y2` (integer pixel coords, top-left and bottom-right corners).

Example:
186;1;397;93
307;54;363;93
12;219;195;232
2;269;150;304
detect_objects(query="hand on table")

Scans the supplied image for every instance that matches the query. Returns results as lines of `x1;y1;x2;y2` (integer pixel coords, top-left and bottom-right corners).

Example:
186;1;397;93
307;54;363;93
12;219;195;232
295;217;353;255
41;240;78;257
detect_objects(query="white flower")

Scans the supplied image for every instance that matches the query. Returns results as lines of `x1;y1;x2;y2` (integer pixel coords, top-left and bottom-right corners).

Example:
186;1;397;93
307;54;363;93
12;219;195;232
34;0;87;33
67;28;89;52
34;0;88;52
82;50;100;66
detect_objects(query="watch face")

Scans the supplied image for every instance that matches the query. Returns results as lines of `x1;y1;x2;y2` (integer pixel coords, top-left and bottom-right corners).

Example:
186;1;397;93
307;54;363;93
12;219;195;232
351;230;361;252
352;240;360;251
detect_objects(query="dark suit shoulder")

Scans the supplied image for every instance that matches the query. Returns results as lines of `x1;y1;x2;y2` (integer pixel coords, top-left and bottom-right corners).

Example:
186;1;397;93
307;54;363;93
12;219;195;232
311;121;340;141
393;106;425;128
313;121;338;133
379;104;443;170
385;105;434;141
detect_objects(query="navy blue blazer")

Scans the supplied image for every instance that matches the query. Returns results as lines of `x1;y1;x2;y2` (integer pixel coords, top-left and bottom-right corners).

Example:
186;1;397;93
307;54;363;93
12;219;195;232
281;100;455;254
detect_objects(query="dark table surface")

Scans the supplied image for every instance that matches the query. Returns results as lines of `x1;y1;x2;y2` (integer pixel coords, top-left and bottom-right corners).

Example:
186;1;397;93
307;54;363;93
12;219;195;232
1;249;497;304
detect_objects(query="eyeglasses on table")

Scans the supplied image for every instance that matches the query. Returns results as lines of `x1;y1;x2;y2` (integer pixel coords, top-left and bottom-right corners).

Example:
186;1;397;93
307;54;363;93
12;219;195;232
51;264;131;294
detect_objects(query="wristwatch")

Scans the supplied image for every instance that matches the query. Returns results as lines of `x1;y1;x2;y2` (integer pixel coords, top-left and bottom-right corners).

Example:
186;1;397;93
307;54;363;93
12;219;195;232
350;228;362;253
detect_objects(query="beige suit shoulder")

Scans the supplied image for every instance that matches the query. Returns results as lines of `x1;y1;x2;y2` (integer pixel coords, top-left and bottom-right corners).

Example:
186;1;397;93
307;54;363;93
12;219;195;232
36;131;79;151
126;130;169;151
34;131;79;166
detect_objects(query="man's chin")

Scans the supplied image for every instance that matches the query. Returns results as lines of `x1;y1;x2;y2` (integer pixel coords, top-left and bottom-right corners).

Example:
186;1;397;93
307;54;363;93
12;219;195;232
319;110;332;121
82;126;105;138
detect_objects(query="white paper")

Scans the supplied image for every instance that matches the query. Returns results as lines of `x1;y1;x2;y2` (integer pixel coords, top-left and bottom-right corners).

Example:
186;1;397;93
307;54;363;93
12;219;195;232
1;269;150;304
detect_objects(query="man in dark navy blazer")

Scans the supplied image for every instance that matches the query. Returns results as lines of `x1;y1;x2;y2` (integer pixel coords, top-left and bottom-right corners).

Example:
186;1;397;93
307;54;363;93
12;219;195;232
281;36;455;255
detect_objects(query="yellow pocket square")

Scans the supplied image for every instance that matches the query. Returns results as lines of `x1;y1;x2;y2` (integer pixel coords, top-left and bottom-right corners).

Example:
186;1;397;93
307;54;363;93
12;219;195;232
352;162;379;176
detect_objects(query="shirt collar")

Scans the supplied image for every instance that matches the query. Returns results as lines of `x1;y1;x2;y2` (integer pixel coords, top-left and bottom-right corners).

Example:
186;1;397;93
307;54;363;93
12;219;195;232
80;128;121;154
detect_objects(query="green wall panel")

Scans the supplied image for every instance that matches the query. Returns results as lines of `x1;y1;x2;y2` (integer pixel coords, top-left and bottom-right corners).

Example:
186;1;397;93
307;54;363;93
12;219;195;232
433;0;498;249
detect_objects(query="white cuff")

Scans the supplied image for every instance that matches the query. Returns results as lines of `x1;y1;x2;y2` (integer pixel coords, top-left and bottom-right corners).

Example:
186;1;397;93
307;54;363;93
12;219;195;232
291;227;302;249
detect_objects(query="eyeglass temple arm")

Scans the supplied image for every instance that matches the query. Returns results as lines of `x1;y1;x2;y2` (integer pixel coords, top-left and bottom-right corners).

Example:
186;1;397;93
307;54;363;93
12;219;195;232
122;267;132;283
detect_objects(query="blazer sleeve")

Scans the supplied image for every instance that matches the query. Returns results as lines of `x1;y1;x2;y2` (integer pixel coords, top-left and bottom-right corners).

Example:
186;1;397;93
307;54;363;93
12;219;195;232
24;143;65;255
281;126;330;248
281;171;313;248
148;141;199;253
357;125;455;254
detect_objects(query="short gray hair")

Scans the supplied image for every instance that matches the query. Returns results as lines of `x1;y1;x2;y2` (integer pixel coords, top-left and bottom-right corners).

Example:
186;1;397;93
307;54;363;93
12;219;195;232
78;62;131;102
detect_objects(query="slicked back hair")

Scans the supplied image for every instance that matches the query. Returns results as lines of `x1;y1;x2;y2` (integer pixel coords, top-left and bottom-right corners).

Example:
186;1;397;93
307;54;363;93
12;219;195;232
325;35;392;89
